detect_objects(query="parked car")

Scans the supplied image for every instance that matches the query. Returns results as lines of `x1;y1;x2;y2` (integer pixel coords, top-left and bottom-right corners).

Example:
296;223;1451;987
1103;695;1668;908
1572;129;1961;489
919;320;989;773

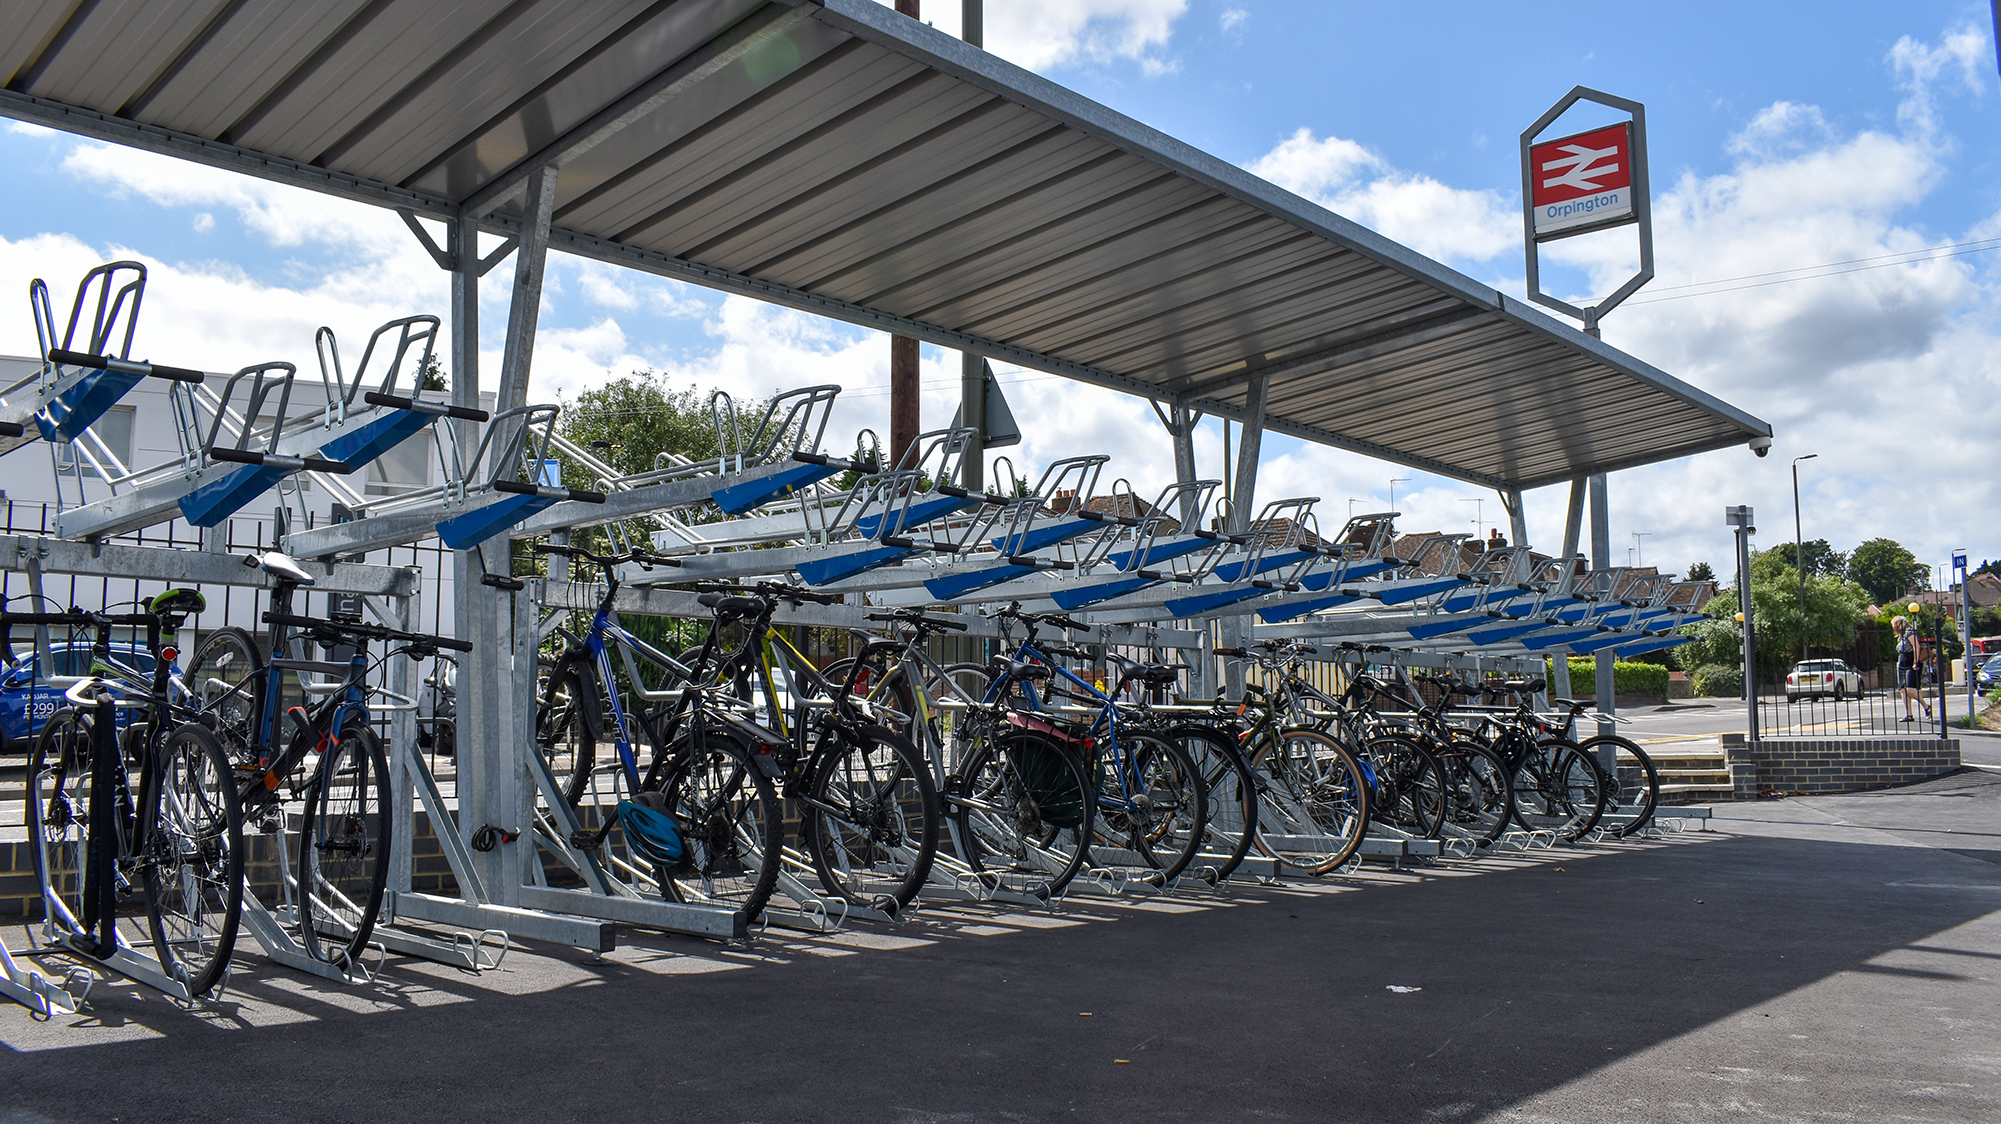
1977;653;2001;691
0;641;170;753
1785;658;1862;702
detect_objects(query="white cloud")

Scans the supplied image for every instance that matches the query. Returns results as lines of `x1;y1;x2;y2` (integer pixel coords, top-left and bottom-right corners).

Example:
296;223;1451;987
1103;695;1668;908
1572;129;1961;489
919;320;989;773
1888;22;1987;132
191;212;214;233
1220;8;1249;34
1245;127;1517;263
874;0;1188;75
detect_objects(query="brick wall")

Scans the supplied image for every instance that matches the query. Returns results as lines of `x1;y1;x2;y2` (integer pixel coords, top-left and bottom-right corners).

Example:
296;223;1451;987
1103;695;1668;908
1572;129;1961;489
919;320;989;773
1724;735;1961;797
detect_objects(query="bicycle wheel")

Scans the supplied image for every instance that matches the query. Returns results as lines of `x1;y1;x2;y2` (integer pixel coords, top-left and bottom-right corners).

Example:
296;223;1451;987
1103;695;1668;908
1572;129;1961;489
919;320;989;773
1159;723;1259;880
27;707;103;940
950;730;1094;895
146;723;244;997
1511;739;1607;841
297;722;389;964
1364;735;1448;839
184;626;263;759
805;723;940;910
1577;733;1659;838
1436;739;1514;846
1090;732;1207;881
1250;727;1370;874
656;730;783;918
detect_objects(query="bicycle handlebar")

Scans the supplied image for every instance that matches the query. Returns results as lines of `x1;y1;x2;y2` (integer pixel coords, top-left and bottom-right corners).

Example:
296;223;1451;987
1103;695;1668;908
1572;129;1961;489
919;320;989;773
532;543;683;571
263;611;473;653
865;609;968;632
0;421;22;438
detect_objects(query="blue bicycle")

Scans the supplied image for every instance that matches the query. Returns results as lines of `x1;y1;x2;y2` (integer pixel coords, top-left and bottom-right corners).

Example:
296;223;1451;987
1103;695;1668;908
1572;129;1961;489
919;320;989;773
960;604;1208;883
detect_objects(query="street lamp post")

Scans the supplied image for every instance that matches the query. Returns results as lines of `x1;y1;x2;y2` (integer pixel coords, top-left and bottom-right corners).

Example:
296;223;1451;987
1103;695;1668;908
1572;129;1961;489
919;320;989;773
1388;478;1410;526
1792;454;1817;665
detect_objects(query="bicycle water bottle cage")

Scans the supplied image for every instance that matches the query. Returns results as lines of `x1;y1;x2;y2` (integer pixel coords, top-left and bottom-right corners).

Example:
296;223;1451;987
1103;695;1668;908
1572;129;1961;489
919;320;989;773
616;791;685;863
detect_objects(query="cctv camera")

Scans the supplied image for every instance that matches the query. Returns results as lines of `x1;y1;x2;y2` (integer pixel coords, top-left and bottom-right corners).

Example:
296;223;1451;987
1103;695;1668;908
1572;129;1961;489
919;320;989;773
1749;436;1772;458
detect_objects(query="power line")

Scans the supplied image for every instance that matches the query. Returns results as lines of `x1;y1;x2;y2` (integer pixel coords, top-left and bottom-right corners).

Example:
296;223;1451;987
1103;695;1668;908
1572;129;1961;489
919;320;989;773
1619;237;2001;306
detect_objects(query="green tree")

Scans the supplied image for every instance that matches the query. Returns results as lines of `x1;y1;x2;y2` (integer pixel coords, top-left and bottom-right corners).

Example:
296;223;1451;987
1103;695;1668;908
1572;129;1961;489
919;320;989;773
1684;561;1715;584
1768;538;1846;577
420;353;446;391
1848;538;1927;606
1680;549;1869;683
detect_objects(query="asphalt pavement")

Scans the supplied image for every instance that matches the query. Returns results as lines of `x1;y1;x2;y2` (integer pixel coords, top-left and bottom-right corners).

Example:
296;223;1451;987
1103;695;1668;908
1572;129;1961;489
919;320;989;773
3;772;1999;1123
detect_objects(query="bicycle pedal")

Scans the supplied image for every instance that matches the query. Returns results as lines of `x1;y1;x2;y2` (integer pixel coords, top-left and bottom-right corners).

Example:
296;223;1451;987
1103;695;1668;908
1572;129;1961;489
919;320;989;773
568;830;603;852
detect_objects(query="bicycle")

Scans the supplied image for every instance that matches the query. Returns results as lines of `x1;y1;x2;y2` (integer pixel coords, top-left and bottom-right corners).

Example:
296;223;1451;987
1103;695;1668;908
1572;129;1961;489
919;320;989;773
950;604;1208;885
183;550;470;964
17;595;244;998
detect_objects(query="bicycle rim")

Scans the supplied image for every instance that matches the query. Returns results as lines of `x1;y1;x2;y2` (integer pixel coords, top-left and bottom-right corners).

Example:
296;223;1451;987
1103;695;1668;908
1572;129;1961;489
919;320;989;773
27;708;100;939
1251;728;1369;874
1160;723;1258;880
185;627;263;763
146;723;244;997
1437;741;1514;847
1091;733;1207;882
1578;734;1659;837
1511;741;1606;840
657;732;782;918
805;724;940;909
297;724;389;964
950;732;1092;896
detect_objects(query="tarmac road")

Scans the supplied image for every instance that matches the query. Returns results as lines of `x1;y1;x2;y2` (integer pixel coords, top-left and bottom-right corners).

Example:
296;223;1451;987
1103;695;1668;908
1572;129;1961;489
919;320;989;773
3;772;1999;1123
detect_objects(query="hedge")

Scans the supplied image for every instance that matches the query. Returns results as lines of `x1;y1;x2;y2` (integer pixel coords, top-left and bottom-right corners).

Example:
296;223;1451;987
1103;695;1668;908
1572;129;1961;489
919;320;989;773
1690;664;1744;698
1546;658;1671;697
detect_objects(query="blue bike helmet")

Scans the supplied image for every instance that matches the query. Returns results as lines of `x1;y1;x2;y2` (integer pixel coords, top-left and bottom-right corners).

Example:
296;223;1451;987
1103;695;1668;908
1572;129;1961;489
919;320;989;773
617;790;684;864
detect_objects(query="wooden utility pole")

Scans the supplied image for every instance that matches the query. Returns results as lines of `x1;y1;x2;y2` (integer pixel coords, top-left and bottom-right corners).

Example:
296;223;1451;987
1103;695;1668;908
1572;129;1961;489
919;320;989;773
889;0;922;468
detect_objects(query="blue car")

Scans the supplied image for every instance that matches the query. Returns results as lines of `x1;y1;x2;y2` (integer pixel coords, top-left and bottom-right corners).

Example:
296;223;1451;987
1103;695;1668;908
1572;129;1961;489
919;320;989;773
0;642;171;754
1978;654;2001;691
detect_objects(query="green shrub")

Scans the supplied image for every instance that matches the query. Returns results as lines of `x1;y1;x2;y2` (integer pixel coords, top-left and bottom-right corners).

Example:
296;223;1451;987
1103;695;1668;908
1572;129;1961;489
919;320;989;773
1690;664;1743;698
1543;658;1672;697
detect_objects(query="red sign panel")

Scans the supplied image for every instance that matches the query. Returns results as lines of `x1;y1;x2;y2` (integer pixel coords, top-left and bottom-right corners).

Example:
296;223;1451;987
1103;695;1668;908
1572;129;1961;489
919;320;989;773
1529;122;1635;238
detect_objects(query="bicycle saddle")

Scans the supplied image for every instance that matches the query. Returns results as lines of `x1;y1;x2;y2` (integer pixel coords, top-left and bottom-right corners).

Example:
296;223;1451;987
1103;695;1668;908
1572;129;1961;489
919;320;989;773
696;592;765;618
242;550;315;585
1134;666;1183;686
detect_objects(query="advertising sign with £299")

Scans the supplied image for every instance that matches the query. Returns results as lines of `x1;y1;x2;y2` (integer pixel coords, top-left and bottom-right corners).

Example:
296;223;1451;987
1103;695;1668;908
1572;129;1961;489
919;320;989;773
1529;122;1635;240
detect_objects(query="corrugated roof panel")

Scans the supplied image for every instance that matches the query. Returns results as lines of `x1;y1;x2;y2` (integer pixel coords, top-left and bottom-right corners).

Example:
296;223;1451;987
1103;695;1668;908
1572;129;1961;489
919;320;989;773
0;0;1771;490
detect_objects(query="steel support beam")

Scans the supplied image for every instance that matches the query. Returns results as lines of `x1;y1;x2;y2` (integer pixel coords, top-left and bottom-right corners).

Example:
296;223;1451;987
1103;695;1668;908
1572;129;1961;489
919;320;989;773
0;535;415;595
1590;473;1615;741
1550;476;1587;699
1218;374;1269;699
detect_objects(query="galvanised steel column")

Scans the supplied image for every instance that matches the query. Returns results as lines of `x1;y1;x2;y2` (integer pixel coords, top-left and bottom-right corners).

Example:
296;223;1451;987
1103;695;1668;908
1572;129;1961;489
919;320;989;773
958;0;984;491
1220;374;1269;700
1727;505;1758;744
1590;473;1616;755
465;164;558;903
1551;476;1586;701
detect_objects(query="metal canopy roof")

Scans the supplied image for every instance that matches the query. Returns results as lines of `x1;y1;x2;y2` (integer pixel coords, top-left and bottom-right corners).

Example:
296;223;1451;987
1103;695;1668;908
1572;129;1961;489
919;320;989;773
1;0;1770;491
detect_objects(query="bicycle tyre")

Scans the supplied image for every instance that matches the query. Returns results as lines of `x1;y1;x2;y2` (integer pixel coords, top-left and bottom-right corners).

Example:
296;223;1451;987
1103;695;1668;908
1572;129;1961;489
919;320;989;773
950;730;1094;895
26;707;106;941
1089;732;1207;882
1250;726;1370;874
1576;733;1659;838
804;723;941;910
1364;734;1448;839
146;722;244;997
1510;739;1607;841
297;721;390;965
655;729;783;919
1436;739;1514;846
1159;722;1259;880
184;626;263;759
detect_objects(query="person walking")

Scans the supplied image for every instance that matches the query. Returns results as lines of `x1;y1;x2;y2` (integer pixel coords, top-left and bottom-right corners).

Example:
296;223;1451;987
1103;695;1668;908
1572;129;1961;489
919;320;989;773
1893;616;1934;723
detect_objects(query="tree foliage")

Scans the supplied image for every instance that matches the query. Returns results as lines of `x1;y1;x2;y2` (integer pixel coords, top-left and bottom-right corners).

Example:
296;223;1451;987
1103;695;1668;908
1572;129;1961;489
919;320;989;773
1848;538;1927;606
1684;561;1715;584
1767;537;1846;578
1679;548;1869;681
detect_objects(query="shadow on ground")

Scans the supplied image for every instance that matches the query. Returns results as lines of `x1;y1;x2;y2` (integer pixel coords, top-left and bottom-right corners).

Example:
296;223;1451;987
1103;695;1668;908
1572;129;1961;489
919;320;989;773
4;774;2000;1123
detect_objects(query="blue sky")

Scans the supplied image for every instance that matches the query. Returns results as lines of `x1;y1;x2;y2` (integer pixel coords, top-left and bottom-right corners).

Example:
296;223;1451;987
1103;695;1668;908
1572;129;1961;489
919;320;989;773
1;0;1996;584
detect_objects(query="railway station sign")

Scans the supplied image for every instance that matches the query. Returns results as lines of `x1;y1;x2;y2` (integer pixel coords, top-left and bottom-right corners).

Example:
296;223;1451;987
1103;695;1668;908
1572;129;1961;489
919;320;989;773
1529;122;1636;240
